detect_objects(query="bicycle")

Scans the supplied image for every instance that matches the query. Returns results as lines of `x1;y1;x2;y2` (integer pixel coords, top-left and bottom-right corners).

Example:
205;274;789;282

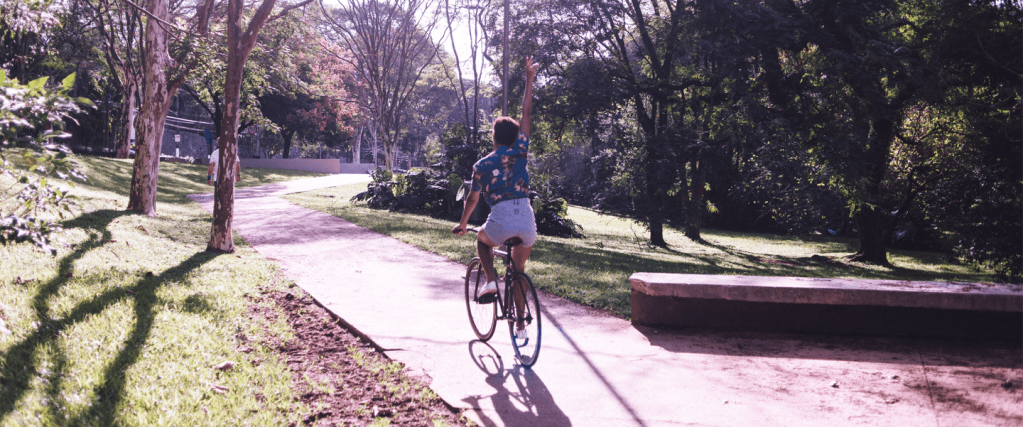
464;228;542;368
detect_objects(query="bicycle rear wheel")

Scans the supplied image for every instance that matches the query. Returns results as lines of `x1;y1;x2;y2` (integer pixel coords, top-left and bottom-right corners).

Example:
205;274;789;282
465;258;497;341
508;272;542;368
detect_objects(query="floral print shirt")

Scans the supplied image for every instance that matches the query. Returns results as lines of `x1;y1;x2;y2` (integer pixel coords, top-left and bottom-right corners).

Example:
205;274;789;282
471;132;530;206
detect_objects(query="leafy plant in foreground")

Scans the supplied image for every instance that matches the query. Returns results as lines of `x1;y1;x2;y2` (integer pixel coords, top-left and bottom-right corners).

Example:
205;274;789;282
0;70;89;253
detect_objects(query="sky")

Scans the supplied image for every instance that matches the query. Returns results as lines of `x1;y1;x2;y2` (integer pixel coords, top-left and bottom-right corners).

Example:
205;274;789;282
321;0;497;80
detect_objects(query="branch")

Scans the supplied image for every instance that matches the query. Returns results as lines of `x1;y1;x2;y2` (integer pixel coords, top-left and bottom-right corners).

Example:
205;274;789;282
975;33;1022;78
120;0;180;33
269;0;315;23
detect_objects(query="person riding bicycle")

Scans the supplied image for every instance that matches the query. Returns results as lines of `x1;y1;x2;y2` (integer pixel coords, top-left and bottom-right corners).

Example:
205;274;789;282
452;58;540;333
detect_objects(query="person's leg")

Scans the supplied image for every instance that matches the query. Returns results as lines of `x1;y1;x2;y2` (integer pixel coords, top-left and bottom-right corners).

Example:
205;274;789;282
510;244;531;274
510;244;532;330
477;229;499;284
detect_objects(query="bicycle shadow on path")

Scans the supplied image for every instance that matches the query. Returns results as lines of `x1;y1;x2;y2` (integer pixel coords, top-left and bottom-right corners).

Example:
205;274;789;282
463;340;571;427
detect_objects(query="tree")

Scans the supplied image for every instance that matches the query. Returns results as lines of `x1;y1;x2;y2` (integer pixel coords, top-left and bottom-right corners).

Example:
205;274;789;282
319;0;444;170
520;0;713;246
127;0;215;216
910;0;1022;281
0;0;60;83
439;0;494;157
80;0;144;158
207;0;314;252
256;29;360;159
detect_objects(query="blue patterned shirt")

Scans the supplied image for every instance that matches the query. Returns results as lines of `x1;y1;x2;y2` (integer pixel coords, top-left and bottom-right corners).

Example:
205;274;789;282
471;132;530;206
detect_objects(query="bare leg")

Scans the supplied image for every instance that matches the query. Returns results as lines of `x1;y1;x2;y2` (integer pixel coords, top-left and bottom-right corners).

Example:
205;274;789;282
510;245;531;274
510;245;532;329
476;229;499;284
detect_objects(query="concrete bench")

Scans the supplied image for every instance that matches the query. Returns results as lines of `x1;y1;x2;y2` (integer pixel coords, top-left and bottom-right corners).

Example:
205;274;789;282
630;273;1023;339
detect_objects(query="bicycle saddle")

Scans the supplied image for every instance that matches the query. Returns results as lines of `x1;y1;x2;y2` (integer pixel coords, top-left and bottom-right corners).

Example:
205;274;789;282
504;237;523;247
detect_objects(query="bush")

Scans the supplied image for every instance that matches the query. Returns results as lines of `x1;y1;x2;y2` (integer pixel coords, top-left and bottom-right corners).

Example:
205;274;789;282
352;168;458;218
532;193;584;238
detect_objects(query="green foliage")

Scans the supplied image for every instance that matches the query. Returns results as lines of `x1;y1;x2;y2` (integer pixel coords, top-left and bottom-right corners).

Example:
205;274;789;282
0;156;318;425
371;167;393;183
0;69;88;253
352;168;456;217
534;196;584;238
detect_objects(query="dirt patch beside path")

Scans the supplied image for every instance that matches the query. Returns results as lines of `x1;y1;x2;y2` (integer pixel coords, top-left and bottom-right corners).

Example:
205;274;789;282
248;282;470;426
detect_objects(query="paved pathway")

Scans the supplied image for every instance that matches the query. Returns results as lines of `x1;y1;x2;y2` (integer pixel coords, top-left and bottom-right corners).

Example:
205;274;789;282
190;175;1022;427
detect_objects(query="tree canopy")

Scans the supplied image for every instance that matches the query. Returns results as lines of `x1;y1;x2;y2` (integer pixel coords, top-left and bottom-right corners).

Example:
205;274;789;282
4;0;1019;280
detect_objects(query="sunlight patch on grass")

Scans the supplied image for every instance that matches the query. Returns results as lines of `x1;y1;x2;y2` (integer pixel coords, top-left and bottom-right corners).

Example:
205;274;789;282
284;182;994;319
0;155;314;426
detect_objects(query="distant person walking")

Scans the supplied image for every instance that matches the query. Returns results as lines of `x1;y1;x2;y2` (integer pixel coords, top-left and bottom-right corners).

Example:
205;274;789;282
207;148;241;186
452;57;540;339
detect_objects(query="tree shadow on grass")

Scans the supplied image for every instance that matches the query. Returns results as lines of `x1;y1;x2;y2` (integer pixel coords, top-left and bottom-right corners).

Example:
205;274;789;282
688;238;957;281
0;209;221;425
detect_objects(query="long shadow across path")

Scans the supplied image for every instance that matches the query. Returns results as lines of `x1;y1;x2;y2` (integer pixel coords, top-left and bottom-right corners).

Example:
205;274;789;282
188;175;1023;427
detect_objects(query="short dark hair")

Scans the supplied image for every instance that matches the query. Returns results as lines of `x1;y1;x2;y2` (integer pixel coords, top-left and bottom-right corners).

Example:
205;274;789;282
493;116;520;147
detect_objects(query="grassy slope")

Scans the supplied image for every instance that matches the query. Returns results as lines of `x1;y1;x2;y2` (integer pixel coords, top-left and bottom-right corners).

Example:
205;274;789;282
284;183;992;318
0;157;324;426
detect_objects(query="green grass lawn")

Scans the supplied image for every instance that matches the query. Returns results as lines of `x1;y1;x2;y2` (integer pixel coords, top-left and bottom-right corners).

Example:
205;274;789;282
0;156;325;426
284;183;994;319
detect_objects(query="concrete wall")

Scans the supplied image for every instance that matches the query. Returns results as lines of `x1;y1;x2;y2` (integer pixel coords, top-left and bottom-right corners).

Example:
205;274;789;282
340;163;377;174
240;158;377;174
241;158;340;174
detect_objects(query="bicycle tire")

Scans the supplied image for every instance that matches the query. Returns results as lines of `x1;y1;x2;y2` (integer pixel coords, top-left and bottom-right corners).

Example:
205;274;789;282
465;258;497;341
507;272;542;368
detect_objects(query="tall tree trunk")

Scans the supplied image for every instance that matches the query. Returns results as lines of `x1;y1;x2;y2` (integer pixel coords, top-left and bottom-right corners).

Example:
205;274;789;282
115;80;137;159
371;126;378;167
353;125;363;163
282;128;295;159
684;155;707;242
382;135;395;171
851;206;891;265
851;118;898;265
127;0;178;216
649;220;665;247
645;137;667;247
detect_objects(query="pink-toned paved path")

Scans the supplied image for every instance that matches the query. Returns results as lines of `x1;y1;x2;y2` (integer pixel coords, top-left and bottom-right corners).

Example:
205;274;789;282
191;175;1023;427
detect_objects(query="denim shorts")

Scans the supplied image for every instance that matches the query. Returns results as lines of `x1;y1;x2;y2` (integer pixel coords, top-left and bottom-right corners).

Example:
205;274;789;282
482;198;537;248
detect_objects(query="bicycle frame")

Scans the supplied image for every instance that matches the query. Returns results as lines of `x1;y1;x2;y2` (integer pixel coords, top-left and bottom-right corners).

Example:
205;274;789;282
490;241;519;322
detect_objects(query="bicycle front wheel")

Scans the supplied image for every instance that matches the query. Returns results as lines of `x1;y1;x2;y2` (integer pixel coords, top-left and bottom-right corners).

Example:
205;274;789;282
465;258;497;341
508;272;542;368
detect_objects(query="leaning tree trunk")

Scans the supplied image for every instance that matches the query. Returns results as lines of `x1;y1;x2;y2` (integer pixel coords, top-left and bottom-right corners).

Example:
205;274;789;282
126;0;178;216
207;0;280;252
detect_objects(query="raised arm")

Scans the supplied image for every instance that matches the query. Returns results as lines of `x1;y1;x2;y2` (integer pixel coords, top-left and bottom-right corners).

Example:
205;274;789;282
519;57;539;138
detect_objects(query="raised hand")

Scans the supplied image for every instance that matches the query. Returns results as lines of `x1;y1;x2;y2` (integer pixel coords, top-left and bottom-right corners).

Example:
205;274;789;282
525;57;539;82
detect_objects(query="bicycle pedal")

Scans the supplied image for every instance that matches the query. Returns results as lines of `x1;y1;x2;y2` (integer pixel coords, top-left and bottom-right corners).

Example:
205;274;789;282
477;293;497;304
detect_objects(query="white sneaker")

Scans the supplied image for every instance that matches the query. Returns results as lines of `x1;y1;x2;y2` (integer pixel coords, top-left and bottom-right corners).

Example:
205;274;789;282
480;281;498;297
515;326;528;342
